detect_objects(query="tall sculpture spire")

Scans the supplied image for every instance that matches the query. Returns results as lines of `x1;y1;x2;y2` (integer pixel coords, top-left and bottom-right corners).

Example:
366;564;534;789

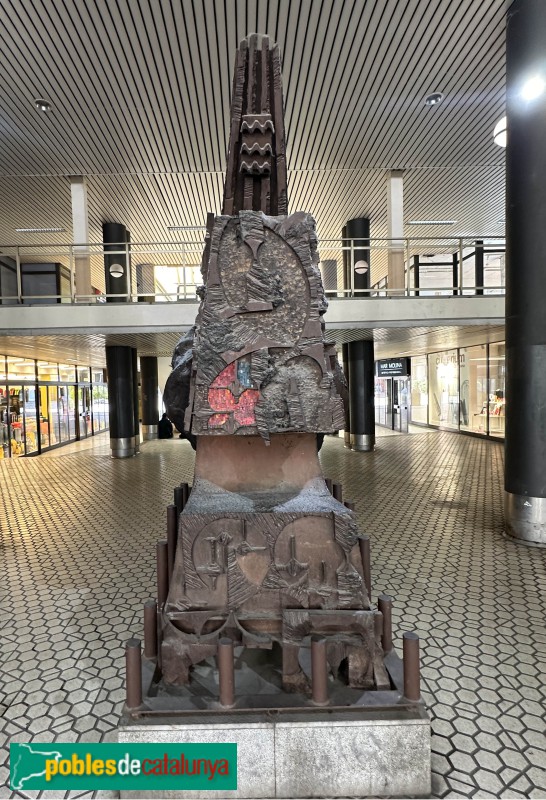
222;34;287;216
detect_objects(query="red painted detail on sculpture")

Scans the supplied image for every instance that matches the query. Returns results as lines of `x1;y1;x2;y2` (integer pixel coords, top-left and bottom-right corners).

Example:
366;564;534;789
211;362;237;387
208;380;260;428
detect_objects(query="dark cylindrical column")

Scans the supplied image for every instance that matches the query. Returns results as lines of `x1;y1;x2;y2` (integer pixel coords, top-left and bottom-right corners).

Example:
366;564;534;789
131;347;140;453
346;217;370;296
103;222;129;301
505;0;546;544
342;342;351;447
324;477;333;493
359;535;372;599
167;504;178;580
344;500;355;511
157;539;169;609
378;594;393;653
218;638;235;707
181;482;190;506
474;240;484;295
105;345;135;458
402;632;421;701
125;638;143;709
311;636;329;705
143;600;158;660
140;356;159;440
452;253;459;296
332;482;343;502
348;339;375;451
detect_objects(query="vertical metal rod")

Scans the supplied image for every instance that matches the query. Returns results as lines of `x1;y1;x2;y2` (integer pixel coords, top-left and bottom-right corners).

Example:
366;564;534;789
332;482;343;502
125;638;143;709
126;240;132;302
325;477;333;493
167;504;178;580
350;238;355;297
181;481;190;506
15;246;22;303
403;631;421;701
378;594;393;653
311;636;329;705
218;638;235;707
405;238;411;296
458;238;464;294
156;539;169;609
344;500;355;511
359;535;372;599
143;600;158;659
174;486;184;515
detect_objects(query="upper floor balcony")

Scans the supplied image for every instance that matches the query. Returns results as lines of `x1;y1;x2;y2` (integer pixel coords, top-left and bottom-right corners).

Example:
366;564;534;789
0;234;505;336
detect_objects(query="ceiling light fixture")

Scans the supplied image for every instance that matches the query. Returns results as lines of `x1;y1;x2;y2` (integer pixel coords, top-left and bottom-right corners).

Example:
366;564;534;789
424;92;444;106
16;227;66;233
493;116;507;147
408;220;457;225
521;74;545;101
34;98;52;113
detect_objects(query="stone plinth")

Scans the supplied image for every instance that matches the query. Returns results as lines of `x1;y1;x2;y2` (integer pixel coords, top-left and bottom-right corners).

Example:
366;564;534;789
118;707;431;799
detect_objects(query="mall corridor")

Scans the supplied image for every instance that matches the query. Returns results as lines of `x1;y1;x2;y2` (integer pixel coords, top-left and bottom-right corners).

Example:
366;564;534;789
0;431;545;799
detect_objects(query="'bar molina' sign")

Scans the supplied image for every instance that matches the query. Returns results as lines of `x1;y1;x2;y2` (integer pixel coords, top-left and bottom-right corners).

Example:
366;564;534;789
376;358;410;377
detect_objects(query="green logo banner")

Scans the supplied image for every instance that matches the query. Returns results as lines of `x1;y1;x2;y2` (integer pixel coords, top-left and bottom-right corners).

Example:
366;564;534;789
10;742;237;791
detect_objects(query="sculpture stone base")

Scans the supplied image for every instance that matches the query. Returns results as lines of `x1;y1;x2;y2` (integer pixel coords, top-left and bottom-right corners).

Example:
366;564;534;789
118;708;430;799
118;647;431;799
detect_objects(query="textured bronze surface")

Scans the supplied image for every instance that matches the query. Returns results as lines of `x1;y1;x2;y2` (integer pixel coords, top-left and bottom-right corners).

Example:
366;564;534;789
157;34;394;699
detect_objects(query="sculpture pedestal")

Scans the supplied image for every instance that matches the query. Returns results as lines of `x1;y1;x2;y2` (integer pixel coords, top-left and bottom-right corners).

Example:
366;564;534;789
118;648;431;799
118;707;430;799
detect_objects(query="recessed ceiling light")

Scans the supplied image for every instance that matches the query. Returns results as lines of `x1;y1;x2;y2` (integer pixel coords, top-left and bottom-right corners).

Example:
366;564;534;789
493;116;507;147
16;227;66;233
408;220;457;225
521;75;545;101
424;92;444;106
34;98;52;113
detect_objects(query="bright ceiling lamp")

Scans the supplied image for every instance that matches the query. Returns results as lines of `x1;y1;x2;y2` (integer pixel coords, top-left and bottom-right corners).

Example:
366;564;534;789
493;116;507;147
521;74;545;101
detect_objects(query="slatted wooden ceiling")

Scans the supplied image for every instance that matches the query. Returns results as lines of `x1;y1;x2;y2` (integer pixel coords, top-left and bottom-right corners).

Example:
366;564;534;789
0;0;506;283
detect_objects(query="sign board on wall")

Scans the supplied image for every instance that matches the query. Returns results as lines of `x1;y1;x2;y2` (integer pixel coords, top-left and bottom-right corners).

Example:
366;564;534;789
376;358;410;377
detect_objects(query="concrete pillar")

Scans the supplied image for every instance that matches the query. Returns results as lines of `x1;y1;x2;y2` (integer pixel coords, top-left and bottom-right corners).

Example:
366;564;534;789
105;346;136;458
348;339;375;452
70;176;92;300
346;218;370;296
505;0;546;544
387;170;405;294
103;222;129;301
140;356;159;440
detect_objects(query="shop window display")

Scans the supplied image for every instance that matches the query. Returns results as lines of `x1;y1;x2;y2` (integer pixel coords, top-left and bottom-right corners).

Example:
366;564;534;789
410;356;428;424
0;355;108;457
488;342;506;438
459;345;488;433
427;349;460;429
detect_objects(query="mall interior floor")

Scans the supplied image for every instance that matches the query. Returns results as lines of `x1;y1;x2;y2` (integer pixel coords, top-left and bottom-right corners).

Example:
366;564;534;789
0;430;545;799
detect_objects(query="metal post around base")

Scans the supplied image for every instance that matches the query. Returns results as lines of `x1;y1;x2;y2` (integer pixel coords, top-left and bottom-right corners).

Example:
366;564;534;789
125;638;143;709
351;433;375;452
110;436;135;458
505;491;546;545
218;638;235;708
142;424;158;440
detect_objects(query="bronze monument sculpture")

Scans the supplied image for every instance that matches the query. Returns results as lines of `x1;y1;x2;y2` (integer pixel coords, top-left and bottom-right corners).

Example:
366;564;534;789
122;34;430;799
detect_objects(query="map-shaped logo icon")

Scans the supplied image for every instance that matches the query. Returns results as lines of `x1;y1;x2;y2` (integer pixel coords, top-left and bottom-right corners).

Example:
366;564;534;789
11;743;62;790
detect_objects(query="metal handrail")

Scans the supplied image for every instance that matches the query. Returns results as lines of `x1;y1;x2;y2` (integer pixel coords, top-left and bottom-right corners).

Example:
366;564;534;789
0;235;506;305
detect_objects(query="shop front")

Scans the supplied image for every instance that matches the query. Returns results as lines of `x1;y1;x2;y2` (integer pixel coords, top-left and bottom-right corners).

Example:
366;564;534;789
398;342;505;440
0;355;109;458
374;358;410;432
